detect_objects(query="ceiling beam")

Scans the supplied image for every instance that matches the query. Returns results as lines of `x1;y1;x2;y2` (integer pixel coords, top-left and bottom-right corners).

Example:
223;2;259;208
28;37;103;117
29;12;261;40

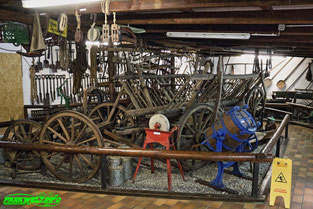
112;17;313;25
37;0;313;14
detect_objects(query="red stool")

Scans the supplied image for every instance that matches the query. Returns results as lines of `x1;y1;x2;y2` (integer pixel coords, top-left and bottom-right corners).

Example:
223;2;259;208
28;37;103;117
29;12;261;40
132;127;185;191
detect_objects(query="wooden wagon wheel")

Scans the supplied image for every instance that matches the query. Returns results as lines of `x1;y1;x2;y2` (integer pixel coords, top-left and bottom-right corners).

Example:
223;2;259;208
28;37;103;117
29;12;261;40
3;119;41;171
177;103;215;170
39;110;103;183
88;103;136;143
245;86;265;120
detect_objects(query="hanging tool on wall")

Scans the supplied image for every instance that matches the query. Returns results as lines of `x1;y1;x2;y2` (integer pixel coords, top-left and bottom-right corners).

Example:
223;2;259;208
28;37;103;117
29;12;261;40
88;14;100;41
276;58;305;89
90;45;98;86
45;75;50;104
59;40;69;70
264;57;294;87
52;75;56;100
44;49;49;68
73;42;88;94
55;48;61;69
36;75;42;103
29;60;37;105
74;10;83;43
50;46;57;72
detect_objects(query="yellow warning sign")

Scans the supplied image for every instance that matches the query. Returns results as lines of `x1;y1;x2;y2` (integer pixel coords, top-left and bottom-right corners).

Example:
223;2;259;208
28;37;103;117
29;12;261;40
47;19;67;38
275;172;287;183
269;158;292;208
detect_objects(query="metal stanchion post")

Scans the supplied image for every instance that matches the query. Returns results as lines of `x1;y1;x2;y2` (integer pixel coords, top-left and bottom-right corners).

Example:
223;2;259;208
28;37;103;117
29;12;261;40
101;155;107;190
251;162;259;198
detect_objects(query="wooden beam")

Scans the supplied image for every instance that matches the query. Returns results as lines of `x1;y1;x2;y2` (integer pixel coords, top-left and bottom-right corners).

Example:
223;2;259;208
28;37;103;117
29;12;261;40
0;9;88;33
112;17;313;25
0;9;33;24
37;0;313;14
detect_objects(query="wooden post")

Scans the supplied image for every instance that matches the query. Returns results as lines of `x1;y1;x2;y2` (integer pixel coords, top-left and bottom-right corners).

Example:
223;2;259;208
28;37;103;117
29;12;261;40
108;50;116;101
82;89;87;115
171;57;175;92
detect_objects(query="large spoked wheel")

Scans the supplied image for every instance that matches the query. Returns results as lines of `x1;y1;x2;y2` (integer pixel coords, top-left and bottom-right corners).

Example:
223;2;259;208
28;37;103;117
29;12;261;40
39;110;103;183
245;87;265;120
3;119;42;170
88;103;135;143
177;104;215;170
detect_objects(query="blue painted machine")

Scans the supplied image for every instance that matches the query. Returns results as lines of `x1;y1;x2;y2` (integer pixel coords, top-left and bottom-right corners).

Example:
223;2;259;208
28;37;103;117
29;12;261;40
201;105;260;191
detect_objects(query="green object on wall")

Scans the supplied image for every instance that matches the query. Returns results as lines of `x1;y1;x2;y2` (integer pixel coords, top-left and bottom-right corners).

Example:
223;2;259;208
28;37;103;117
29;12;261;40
3;23;29;46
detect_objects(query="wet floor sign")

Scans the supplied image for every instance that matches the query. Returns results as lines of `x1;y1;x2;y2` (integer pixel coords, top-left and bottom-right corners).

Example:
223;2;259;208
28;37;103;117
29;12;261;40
269;158;292;208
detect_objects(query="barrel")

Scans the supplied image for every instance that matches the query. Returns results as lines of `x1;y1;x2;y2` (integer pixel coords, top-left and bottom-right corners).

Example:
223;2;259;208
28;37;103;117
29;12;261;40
205;106;259;151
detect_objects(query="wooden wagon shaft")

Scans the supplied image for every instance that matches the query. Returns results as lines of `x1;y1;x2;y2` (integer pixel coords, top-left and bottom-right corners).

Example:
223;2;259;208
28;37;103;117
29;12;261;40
212;56;224;122
115;74;188;80
166;77;192;110
102;130;140;149
129;79;150;108
106;89;124;123
185;62;212;109
119;80;141;109
125;105;168;117
137;69;154;107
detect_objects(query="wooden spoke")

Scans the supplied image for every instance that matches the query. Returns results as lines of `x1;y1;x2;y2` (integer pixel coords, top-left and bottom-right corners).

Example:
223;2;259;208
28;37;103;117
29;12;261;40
71;117;75;141
192;112;197;131
55;156;66;171
96;109;105;122
76;137;97;146
78;154;95;169
185;123;195;134
57;119;70;141
14;132;24;141
201;113;212;131
42;140;65;146
27;124;33;140
19;124;27;139
73;124;87;143
47;127;68;143
181;134;194;138
74;154;85;176
30;130;40;143
198;110;205;130
45;152;59;158
69;155;73;178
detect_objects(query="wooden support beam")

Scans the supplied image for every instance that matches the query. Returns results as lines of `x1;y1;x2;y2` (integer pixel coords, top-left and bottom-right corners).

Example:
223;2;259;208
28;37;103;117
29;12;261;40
0;9;33;24
108;50;116;101
38;0;313;14
113;17;313;25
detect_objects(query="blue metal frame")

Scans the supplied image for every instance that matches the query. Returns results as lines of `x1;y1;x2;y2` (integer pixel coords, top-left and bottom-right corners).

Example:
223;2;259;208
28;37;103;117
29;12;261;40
201;106;260;190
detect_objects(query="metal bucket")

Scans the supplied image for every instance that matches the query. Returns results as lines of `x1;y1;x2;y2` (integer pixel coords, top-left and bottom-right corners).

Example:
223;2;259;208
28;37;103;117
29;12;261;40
108;156;124;186
119;145;133;181
122;157;133;181
108;156;122;168
108;165;124;186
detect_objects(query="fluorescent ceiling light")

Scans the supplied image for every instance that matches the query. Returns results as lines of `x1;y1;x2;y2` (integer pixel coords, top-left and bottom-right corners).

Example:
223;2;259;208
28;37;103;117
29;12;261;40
22;0;101;8
166;32;251;40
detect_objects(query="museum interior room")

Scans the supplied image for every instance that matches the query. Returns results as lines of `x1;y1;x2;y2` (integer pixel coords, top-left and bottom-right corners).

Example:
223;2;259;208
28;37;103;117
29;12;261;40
0;1;313;208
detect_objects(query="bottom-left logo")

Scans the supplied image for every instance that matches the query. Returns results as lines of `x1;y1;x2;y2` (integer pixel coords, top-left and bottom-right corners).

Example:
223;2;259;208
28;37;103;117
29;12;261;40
3;192;61;207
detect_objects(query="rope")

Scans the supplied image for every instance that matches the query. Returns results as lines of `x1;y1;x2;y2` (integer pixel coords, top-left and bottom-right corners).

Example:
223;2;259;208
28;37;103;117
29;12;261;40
101;0;111;15
90;45;98;86
73;42;87;94
29;66;37;104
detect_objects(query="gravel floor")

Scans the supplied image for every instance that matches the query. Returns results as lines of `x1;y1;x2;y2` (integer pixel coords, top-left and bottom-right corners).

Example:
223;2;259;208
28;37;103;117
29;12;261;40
0;141;274;196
